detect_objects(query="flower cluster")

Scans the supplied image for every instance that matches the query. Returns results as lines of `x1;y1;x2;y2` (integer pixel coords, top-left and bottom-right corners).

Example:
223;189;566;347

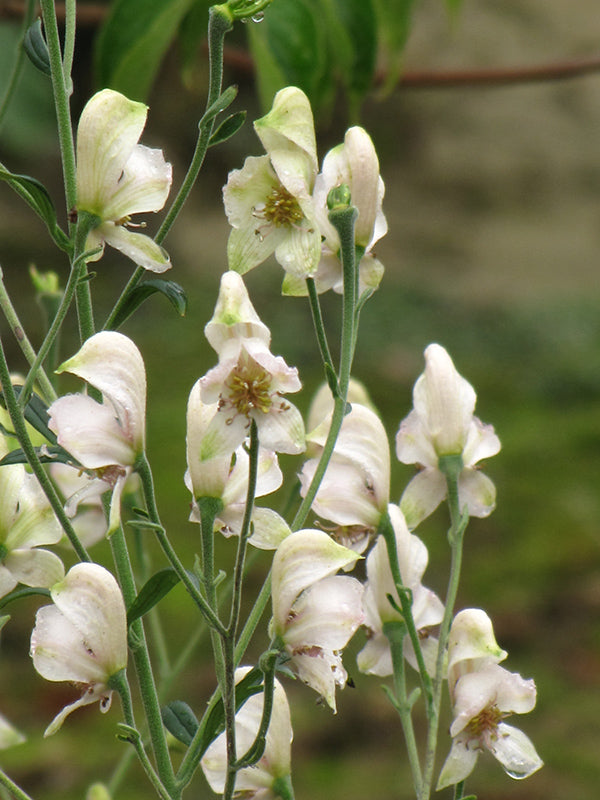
223;87;386;296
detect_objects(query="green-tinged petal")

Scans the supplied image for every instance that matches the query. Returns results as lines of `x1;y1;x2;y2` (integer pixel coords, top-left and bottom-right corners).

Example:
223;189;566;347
436;739;479;791
273;219;321;277
272;530;360;632
0;714;25;749
227;218;286;274
491;723;543;779
77;89;148;216
458;468;497;518
399;469;447;529
101;223;171;273
204;271;271;353
247;508;291;549
102;145;171;221
4;548;64;589
0;567;17;598
253;400;305;455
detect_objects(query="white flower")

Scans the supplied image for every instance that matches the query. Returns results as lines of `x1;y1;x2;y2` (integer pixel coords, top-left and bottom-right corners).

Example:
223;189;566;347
200;273;304;455
0;454;64;598
201;667;293;799
299;403;390;554
224;87;321;278
396;344;501;528
437;609;542;789
76;88;172;272
283;125;386;297
50;463;108;548
30;562;128;736
271;530;364;711
185;381;290;549
48;331;147;534
357;504;444;676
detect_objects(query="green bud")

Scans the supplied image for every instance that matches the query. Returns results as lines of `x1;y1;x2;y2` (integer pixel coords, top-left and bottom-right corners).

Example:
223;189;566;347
327;183;352;211
86;784;112;800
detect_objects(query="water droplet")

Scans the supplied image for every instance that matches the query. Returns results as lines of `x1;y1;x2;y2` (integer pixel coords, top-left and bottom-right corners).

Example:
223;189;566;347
251;12;265;22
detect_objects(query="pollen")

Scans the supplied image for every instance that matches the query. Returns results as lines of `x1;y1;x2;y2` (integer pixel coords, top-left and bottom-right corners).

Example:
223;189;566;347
224;363;273;417
261;185;304;227
466;704;503;740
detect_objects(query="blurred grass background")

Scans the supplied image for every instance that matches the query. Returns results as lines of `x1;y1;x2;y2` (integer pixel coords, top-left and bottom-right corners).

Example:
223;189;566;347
2;0;600;798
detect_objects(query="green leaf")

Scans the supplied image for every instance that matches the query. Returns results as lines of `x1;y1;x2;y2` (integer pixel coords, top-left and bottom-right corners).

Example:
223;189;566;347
248;0;331;115
208;111;246;147
95;0;196;101
0;445;74;467
200;85;239;128
127;568;180;626
23;19;51;76
0;165;71;251
1;387;57;445
161;701;199;747
372;0;419;90
111;279;187;329
198;667;263;756
329;0;377;115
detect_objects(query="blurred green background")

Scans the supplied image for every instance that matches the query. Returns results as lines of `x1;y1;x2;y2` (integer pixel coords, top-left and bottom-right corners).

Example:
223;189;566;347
2;1;600;798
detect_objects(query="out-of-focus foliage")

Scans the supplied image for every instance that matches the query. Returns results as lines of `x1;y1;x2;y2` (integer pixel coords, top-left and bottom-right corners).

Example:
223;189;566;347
94;0;462;115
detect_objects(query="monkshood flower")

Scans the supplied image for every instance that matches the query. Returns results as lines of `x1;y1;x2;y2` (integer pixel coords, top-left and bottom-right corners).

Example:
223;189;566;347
50;463;108;548
299;403;390;554
357;504;444;676
30;562;128;736
185;381;290;549
201;667;293;799
224;87;321;278
396;343;501;528
271;530;364;711
200;272;304;455
48;331;146;534
437;609;542;789
0;448;64;598
0;713;25;749
283;125;386;296
76;88;172;272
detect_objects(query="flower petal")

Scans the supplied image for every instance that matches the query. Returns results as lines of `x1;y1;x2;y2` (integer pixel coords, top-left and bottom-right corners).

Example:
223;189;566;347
489;722;543;779
4;548;64;590
102;144;171;220
436;737;479;791
101;224;171;273
399;469;447;529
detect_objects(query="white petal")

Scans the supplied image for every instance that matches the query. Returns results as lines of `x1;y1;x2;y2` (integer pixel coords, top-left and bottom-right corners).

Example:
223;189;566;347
253;401;305;455
204;271;271;353
48;394;136;469
247;507;291;550
489;722;543;779
395;409;437;469
101;224;171;273
357;632;393;676
0;463;22;532
447;608;507;684
458;468;497;518
273;219;321;277
43;685;113;737
463;416;501;466
272;530;360;631
76;89;147;215
399;469;447;529
50;563;127;675
0;567;17;598
340;127;384;249
55;331;147;453
291;650;346;712
4;549;64;589
300;457;382;528
102;144;171;220
0;714;25;749
436;737;479;791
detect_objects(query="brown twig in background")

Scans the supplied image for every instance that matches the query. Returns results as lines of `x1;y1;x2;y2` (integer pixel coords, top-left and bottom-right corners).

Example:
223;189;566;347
2;1;600;88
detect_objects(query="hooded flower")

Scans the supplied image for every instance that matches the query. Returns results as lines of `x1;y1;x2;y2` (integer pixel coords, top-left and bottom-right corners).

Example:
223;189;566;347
299;403;390;554
283;125;386;297
201;667;293;799
199;272;305;455
437;609;543;789
185;381;291;549
224;87;321;279
76;88;172;272
357;504;444;676
30;562;128;736
0;443;64;598
271;530;364;711
48;331;147;534
396;344;501;528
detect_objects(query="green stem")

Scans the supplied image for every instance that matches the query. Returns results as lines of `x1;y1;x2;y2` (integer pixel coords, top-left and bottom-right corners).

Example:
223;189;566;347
420;463;469;800
136;454;226;634
104;4;232;331
305;276;338;395
18;212;98;408
39;0;77;214
62;0;76;95
0;0;36;131
233;649;278;769
0;769;35;800
384;620;423;796
110;526;178;797
0;267;56;404
110;670;174;800
0;335;90;562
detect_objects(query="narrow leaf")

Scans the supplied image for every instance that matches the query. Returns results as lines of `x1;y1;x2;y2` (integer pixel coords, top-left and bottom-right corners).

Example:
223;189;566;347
111;279;187;329
1;387;57;445
200;85;239;128
161;701;199;746
0;445;73;467
127;568;180;626
198;667;263;756
208;111;246;147
23;19;51;76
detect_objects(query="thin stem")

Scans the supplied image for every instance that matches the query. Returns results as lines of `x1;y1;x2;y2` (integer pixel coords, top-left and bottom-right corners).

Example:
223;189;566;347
420;464;469;800
384;620;423;796
110;670;174;800
110;525;178;797
305;276;337;394
0;266;56;404
0;769;35;800
233;649;278;769
105;4;232;331
136;453;227;634
39;0;77;214
0;335;90;561
62;0;76;95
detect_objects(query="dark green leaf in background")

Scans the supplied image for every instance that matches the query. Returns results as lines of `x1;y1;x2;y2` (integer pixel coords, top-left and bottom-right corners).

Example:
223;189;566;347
22;19;51;76
111;279;187;329
127;568;181;627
